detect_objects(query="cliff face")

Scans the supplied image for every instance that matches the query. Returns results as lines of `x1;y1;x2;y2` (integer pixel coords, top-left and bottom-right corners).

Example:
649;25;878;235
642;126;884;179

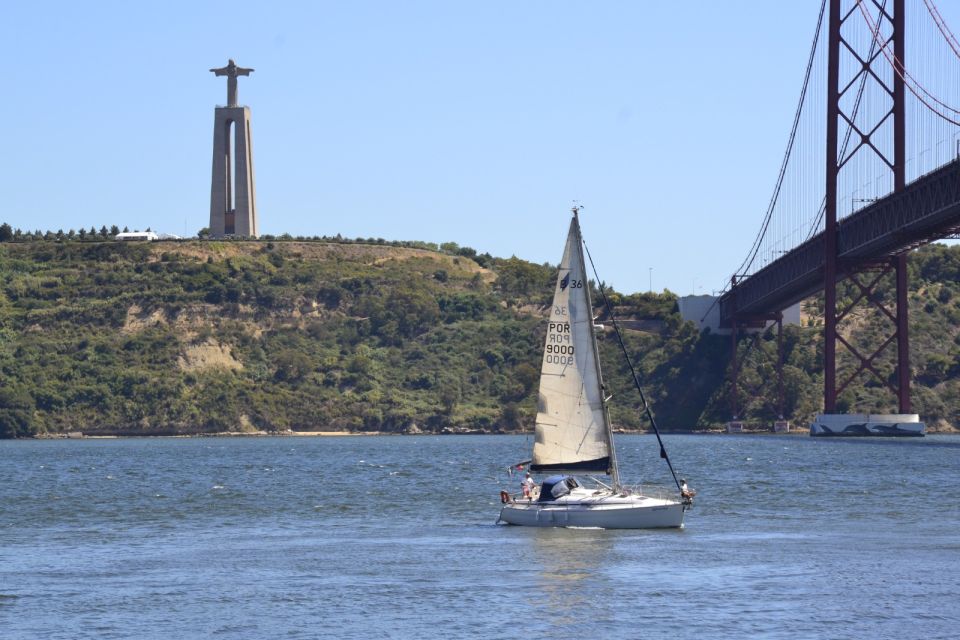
0;239;957;437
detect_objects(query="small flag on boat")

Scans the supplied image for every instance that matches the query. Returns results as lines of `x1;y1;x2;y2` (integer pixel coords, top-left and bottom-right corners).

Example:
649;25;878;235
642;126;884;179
660;446;667;459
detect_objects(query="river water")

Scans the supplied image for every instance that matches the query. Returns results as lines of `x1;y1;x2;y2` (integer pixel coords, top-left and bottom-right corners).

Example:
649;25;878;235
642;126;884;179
0;434;957;639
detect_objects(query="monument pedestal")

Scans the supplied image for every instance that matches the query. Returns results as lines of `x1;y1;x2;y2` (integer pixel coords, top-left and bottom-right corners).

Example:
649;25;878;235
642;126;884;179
210;105;257;238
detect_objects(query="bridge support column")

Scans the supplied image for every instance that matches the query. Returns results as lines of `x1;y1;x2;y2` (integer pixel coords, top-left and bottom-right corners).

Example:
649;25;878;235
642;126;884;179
729;321;739;420
896;254;911;412
893;0;910;415
727;312;784;427
823;0;840;413
776;313;784;420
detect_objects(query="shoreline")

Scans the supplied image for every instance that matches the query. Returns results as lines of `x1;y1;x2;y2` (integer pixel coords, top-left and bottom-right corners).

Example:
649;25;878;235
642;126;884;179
24;425;960;440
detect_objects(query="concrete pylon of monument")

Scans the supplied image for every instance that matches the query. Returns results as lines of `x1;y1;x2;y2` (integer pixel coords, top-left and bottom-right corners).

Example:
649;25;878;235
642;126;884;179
208;59;259;238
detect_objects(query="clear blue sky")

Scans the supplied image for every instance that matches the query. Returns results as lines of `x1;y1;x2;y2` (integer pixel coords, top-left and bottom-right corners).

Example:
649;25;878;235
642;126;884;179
2;1;957;295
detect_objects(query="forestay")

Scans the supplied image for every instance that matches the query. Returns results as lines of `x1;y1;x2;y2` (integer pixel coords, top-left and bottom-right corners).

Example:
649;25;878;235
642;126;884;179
530;215;612;475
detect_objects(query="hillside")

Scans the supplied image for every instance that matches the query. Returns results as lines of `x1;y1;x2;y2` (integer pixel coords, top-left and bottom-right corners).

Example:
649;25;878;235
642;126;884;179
0;238;711;436
0;236;957;437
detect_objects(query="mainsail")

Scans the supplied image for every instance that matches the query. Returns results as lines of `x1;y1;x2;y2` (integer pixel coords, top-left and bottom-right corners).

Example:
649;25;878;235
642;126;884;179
530;214;613;475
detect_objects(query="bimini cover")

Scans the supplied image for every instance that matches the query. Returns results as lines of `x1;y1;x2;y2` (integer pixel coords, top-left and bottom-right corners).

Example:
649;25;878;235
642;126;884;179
538;475;580;502
531;215;612;475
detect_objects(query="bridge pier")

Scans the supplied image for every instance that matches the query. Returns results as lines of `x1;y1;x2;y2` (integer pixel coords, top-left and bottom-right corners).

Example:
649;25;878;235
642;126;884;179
893;0;910;415
823;0;840;413
896;254;910;413
729;320;738;420
727;311;784;429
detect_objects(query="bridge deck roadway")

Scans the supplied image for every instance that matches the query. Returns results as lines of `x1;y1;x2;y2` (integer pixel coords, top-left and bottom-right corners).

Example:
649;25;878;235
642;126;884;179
720;159;960;324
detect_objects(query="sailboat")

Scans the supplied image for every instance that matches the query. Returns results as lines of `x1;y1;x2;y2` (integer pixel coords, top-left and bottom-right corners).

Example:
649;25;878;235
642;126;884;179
497;207;690;529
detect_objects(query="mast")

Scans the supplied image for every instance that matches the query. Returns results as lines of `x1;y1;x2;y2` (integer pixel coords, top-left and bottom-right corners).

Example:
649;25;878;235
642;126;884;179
572;206;621;489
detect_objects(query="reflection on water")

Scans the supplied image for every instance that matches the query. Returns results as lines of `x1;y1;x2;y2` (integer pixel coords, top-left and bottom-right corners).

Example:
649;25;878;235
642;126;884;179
526;527;613;627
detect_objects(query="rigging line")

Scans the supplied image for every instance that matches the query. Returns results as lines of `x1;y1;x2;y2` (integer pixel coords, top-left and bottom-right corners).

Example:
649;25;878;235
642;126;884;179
856;0;960;123
732;0;828;282
924;0;960;60
579;237;682;493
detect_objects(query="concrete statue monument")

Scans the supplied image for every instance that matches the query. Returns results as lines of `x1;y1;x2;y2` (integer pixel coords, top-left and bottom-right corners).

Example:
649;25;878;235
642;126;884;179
208;59;259;238
209;59;254;107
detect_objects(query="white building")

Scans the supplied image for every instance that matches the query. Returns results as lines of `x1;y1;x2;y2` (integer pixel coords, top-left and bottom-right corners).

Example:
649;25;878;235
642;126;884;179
114;231;159;242
678;294;800;334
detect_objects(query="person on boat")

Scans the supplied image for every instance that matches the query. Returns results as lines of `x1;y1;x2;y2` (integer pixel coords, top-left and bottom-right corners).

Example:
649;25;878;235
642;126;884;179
521;472;536;499
680;478;695;499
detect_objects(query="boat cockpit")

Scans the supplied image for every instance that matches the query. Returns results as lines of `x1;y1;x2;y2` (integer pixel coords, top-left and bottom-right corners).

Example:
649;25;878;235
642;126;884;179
538;475;580;502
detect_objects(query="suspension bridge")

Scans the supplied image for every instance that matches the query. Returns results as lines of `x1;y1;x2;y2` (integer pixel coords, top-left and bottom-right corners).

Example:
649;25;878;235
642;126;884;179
715;0;960;433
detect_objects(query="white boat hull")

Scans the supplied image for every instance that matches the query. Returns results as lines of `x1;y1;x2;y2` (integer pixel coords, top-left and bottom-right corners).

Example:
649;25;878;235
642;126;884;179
498;492;685;529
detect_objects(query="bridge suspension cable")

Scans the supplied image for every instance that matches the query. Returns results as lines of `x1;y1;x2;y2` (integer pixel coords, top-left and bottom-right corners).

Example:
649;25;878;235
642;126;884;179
922;0;960;61
857;0;960;124
730;0;827;284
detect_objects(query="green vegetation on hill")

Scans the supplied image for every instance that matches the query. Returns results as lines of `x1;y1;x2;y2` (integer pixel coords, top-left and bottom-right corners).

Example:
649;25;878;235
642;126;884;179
0;232;958;437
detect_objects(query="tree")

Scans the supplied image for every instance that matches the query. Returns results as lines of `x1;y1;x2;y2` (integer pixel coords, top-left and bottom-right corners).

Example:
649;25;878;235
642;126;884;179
439;384;459;415
493;257;555;299
499;403;523;431
513;362;540;395
0;222;12;242
0;386;35;437
110;225;120;236
274;349;313;382
99;225;109;237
